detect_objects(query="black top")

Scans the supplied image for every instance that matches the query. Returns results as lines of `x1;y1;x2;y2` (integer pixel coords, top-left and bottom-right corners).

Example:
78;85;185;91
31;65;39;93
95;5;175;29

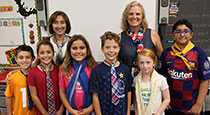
119;28;155;68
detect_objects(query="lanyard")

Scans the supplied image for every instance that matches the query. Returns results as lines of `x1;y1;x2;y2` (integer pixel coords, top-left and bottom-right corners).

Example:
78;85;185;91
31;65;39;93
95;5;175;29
129;37;137;61
20;69;28;77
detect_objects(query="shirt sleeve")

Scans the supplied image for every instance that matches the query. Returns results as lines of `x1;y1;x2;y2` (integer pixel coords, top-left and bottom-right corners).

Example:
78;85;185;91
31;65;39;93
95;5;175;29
27;69;35;86
4;81;13;97
58;69;65;88
197;48;210;80
89;68;100;93
160;75;169;91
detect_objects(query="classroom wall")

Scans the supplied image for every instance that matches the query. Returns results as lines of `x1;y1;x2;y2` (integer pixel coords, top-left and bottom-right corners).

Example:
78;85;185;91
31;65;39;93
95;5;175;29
0;0;38;66
46;0;158;61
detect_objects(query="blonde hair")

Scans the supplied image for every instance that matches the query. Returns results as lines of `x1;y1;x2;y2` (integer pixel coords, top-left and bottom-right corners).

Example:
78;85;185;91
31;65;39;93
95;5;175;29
121;1;148;31
136;48;157;67
60;34;96;78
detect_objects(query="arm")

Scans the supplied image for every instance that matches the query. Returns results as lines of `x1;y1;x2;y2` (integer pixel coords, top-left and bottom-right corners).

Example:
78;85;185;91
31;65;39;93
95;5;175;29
6;97;13;115
155;88;170;115
189;79;209;114
151;29;163;58
59;87;80;115
56;103;64;115
29;86;48;115
127;91;131;115
92;93;102;115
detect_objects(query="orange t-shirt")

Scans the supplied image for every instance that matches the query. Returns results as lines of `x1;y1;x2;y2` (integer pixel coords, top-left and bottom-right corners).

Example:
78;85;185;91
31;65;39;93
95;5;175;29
5;70;36;115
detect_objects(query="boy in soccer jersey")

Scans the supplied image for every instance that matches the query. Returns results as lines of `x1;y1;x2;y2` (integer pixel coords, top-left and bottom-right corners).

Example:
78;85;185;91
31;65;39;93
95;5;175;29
5;45;36;115
159;19;210;115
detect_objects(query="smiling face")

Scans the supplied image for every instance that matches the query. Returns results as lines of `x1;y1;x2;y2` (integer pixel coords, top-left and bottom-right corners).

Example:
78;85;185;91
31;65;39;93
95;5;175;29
16;51;33;72
137;55;155;76
52;15;67;36
37;45;54;67
70;39;87;64
127;5;143;29
102;39;120;63
173;24;193;49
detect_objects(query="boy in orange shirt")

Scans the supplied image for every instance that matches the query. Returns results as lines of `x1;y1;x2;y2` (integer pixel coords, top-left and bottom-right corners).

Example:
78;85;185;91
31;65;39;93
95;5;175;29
5;45;36;115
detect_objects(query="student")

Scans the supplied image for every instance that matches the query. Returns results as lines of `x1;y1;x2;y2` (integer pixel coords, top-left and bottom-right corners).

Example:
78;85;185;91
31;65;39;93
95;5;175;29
133;48;170;115
159;19;210;115
59;34;97;115
89;31;133;115
5;44;36;115
28;40;63;115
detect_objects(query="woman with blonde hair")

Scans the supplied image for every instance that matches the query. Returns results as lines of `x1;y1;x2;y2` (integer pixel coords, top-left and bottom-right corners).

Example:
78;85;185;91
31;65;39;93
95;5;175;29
119;1;163;69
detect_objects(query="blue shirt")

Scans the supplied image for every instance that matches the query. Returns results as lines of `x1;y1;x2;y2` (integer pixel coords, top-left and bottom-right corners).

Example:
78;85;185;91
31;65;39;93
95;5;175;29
89;62;132;115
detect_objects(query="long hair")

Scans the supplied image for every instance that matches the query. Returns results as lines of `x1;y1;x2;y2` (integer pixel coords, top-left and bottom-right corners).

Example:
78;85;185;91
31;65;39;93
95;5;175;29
61;34;96;78
121;1;148;31
48;11;71;34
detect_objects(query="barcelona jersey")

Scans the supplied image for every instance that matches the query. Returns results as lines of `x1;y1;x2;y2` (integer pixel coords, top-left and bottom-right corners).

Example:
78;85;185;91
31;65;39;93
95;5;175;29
159;46;210;113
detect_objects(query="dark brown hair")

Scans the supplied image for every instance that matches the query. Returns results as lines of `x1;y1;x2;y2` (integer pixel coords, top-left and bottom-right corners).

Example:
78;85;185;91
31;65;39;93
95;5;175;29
48;11;71;34
61;34;96;77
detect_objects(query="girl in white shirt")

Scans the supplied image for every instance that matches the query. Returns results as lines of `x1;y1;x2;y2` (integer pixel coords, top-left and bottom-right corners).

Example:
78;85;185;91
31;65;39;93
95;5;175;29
133;48;170;115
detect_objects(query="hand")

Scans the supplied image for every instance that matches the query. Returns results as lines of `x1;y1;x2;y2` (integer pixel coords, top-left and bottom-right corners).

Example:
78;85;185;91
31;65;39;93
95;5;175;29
189;103;202;115
79;108;92;115
154;113;161;115
56;109;63;115
71;110;81;115
6;70;18;84
166;105;171;110
43;112;48;115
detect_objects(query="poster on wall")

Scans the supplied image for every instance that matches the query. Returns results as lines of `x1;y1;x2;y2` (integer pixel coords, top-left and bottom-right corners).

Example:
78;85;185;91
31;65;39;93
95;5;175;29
0;0;38;67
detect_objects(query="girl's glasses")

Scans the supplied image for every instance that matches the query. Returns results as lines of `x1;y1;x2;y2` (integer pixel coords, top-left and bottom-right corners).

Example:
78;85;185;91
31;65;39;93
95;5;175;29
173;30;192;36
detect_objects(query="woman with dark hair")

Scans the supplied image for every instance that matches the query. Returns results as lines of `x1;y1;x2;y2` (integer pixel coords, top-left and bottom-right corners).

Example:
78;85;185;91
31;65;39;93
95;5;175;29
48;11;71;66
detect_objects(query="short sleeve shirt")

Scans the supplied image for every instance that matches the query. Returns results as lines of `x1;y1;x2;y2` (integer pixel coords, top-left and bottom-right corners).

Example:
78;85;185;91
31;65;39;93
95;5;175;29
58;66;91;110
5;70;36;115
159;46;210;113
89;62;132;115
28;66;61;115
133;72;168;113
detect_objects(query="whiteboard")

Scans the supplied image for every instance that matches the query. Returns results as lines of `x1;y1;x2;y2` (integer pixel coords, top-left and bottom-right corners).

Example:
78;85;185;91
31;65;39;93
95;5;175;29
47;0;158;61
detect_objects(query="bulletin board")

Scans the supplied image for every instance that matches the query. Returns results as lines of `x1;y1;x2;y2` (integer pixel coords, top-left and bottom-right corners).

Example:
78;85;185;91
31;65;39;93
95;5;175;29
0;0;38;66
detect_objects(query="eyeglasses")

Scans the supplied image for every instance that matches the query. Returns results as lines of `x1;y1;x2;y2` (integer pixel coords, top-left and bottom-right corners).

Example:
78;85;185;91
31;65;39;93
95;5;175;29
173;30;192;36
